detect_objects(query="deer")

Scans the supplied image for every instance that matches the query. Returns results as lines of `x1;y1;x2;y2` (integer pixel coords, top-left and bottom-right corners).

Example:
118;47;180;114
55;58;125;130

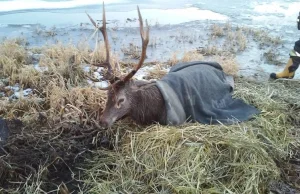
86;4;260;128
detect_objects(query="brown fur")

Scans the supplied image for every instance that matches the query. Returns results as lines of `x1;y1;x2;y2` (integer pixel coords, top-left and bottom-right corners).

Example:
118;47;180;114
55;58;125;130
130;81;167;125
100;80;166;127
92;5;164;128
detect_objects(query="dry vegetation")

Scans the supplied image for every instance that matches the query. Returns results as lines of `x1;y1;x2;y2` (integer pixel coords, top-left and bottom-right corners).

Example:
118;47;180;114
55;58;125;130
167;50;239;77
144;63;168;80
121;43;143;59
0;38;115;193
263;48;284;66
203;22;283;66
0;25;298;194
168;50;204;66
82;78;300;194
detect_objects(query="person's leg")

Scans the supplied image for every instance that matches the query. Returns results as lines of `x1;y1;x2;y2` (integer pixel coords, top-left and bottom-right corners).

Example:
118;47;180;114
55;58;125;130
270;57;298;79
270;40;300;79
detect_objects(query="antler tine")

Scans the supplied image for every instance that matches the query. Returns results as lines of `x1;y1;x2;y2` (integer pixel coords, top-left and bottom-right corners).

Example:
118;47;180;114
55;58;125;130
86;2;117;90
122;6;150;83
99;2;111;67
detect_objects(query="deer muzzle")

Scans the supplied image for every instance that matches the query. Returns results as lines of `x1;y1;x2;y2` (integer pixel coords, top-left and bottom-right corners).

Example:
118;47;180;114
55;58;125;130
99;115;117;128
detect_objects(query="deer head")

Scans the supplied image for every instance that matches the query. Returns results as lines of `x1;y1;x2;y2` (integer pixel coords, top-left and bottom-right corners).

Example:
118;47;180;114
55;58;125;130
86;3;151;128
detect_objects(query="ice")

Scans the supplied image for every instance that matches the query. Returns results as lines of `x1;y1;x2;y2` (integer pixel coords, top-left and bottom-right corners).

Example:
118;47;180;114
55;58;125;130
5;85;20;92
34;63;48;72
11;88;33;99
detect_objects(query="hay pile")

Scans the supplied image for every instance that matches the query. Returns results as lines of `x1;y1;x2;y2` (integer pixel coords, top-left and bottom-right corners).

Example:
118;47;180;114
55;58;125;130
0;37;299;194
82;79;300;194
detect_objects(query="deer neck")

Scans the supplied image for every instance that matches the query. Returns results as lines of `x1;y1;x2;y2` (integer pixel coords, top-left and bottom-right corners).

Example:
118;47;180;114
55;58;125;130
129;81;166;125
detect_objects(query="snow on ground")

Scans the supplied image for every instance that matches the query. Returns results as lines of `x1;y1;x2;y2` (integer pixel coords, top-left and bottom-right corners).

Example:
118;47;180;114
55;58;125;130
4;84;33;100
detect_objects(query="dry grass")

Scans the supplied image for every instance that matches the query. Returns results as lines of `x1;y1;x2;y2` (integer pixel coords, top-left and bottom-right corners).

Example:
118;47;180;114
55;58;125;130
222;28;248;53
168;50;204;66
46;84;107;124
0;35;299;194
208;23;282;56
0;38;114;193
211;55;240;77
263;48;284;66
121;43;142;59
211;24;225;37
144;63;168;80
209;23;249;54
34;26;58;37
11;65;42;88
251;29;282;47
0;39;29;77
83;124;279;193
236;29;248;51
0;38;114;123
38;45;86;86
197;45;223;56
168;50;239;77
82;79;300;194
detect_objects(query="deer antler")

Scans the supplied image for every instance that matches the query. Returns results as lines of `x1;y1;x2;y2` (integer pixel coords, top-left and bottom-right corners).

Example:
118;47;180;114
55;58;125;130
86;2;118;89
121;6;150;83
86;4;149;89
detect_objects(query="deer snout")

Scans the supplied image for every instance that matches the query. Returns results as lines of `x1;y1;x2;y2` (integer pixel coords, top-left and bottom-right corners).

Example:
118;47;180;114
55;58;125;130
99;116;110;128
99;115;116;128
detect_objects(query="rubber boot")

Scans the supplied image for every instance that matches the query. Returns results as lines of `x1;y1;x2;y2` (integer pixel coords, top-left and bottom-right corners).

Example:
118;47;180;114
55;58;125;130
270;57;297;79
270;39;300;79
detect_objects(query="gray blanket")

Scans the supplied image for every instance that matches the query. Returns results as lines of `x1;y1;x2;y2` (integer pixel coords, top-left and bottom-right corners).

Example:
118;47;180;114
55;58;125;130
155;61;260;125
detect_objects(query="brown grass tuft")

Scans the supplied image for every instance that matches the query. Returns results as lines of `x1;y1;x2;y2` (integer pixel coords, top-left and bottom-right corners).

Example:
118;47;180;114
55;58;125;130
46;85;106;124
211;55;240;77
168;50;204;66
0;39;29;77
211;24;225;37
145;64;168;80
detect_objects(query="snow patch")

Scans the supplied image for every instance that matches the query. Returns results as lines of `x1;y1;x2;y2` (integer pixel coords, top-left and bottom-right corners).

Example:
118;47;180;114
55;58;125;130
34;64;48;72
134;66;156;80
0;0;125;13
5;85;20;92
87;80;109;88
12;88;33;99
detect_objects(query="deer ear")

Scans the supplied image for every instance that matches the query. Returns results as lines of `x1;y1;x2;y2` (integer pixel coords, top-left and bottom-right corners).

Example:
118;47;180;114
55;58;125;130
130;85;140;92
114;80;125;89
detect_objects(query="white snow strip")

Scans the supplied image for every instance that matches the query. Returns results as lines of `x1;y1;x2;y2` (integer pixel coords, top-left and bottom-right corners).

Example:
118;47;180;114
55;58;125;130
34;64;48;72
5;85;20;92
0;0;125;12
13;88;33;99
86;7;229;27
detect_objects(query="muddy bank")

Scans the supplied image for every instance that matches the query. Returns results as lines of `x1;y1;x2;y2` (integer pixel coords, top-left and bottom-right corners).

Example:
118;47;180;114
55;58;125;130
0;118;113;192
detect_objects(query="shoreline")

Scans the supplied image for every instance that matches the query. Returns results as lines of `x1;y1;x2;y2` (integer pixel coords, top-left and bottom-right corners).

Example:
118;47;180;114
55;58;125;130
0;6;299;81
3;23;297;80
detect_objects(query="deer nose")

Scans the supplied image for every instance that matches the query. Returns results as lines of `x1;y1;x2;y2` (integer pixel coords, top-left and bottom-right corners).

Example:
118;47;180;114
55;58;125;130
100;115;116;128
99;116;109;128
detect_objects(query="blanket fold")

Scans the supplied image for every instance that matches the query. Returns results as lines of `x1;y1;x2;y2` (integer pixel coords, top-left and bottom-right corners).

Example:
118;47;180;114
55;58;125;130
156;61;260;125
